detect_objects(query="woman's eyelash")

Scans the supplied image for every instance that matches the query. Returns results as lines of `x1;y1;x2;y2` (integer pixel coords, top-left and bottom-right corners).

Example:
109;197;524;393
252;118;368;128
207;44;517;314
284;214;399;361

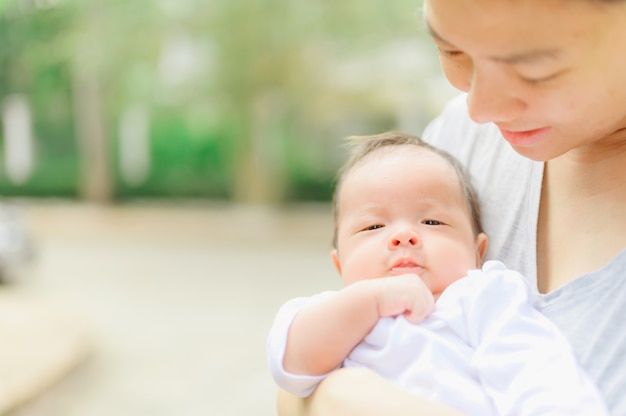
520;73;559;85
438;48;463;58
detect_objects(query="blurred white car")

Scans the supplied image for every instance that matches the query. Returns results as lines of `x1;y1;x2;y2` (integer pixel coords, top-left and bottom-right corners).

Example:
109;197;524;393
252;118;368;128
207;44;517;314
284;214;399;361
0;204;35;284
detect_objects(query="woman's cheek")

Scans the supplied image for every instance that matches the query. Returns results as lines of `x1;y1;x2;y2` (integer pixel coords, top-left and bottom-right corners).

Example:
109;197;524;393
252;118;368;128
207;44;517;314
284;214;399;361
440;57;472;92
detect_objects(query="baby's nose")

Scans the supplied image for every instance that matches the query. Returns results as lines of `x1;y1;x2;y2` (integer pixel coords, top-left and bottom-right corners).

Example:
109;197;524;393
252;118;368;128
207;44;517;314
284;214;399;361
388;229;419;248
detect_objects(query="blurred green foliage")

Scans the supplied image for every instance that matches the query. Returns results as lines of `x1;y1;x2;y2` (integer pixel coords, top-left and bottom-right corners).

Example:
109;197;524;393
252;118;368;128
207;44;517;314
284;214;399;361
0;0;451;203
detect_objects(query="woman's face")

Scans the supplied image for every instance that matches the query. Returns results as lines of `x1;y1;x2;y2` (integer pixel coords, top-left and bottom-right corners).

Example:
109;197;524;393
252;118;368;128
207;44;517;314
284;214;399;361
424;0;626;161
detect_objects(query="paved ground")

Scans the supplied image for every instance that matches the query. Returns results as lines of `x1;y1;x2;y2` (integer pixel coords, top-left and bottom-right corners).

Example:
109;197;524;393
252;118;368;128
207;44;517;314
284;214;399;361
1;200;339;416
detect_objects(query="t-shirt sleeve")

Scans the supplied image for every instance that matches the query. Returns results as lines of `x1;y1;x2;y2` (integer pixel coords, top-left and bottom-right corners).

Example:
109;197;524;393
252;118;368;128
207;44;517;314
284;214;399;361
457;261;608;415
266;292;337;397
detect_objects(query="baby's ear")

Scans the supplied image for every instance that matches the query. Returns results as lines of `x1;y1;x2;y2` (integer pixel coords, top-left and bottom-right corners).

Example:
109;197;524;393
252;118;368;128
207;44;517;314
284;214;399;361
331;249;342;274
476;233;489;264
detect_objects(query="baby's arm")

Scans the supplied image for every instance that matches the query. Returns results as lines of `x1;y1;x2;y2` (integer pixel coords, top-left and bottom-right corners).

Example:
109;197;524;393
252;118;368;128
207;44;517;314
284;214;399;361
283;273;434;377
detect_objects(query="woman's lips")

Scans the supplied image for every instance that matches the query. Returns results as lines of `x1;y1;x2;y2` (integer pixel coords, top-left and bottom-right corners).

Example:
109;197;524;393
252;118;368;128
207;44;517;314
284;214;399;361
499;127;551;147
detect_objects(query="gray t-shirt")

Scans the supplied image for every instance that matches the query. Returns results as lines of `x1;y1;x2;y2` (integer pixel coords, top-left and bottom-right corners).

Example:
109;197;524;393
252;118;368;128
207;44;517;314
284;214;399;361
422;93;626;415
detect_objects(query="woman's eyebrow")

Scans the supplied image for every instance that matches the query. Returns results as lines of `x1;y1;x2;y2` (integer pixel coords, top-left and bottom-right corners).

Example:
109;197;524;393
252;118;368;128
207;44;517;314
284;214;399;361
426;21;560;64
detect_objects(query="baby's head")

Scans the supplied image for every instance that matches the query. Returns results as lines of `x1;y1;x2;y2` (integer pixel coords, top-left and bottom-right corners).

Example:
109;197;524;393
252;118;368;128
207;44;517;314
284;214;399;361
332;131;484;247
331;131;488;297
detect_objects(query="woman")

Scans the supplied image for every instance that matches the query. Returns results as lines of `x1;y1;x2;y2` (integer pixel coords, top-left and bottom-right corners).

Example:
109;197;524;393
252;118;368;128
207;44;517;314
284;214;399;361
278;0;626;414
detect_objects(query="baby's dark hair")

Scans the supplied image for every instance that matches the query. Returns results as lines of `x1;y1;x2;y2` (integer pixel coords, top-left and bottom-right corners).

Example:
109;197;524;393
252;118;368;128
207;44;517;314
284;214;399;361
331;131;483;249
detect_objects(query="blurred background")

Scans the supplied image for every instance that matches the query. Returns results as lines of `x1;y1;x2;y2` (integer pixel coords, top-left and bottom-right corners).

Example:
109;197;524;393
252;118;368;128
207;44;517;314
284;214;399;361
0;0;458;415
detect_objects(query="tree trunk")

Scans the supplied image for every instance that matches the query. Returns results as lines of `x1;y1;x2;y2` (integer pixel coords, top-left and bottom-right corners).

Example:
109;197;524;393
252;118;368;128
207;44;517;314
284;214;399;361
231;92;286;204
72;71;113;203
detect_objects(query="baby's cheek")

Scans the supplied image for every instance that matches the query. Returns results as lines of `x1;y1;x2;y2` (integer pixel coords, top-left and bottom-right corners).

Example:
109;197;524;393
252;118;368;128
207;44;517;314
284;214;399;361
345;261;383;286
341;263;369;286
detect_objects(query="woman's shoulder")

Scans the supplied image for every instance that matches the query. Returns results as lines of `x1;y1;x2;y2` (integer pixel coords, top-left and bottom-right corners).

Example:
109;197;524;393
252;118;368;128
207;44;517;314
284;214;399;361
422;94;496;139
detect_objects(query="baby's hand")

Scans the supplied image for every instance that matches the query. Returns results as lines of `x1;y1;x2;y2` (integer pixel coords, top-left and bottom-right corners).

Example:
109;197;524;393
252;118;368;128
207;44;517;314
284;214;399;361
372;274;435;324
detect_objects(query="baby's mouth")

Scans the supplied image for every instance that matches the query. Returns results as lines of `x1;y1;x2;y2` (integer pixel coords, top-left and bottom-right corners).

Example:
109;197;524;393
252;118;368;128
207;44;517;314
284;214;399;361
390;259;423;275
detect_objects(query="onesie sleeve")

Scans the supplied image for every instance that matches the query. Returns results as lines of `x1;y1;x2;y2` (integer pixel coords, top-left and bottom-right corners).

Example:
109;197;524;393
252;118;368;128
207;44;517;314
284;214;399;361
461;261;608;415
266;292;337;397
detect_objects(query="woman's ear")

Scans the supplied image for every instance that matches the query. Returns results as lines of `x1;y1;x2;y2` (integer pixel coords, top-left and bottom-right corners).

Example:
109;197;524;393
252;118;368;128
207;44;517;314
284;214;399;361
475;233;488;265
331;249;342;275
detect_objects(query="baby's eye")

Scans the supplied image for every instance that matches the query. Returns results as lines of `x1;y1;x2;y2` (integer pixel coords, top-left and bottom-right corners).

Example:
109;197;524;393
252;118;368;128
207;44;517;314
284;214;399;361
362;224;384;231
422;219;443;226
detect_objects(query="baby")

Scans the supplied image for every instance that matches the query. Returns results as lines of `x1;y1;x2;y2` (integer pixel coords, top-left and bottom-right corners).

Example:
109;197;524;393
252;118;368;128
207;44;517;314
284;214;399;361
268;131;607;415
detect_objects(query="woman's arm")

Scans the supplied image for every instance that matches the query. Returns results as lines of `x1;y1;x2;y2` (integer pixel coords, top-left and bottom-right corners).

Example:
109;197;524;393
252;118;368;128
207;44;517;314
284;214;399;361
277;367;462;416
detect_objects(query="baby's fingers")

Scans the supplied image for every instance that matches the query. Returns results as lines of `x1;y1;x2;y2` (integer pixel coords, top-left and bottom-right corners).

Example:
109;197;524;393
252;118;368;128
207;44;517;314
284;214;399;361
403;286;435;324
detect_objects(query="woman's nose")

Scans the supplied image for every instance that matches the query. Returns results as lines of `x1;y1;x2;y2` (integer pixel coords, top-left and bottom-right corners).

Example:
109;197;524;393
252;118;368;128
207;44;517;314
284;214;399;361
388;228;419;249
465;66;525;124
